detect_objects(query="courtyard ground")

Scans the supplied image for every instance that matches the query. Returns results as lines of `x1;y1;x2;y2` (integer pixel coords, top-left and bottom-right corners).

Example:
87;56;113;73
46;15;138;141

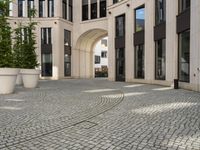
0;79;200;150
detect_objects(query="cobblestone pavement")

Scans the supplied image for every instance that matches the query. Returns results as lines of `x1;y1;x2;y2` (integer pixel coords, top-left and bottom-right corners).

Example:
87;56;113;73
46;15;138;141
0;79;200;150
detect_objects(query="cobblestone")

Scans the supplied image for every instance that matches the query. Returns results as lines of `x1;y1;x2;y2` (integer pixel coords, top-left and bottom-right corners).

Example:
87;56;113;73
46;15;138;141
0;79;200;149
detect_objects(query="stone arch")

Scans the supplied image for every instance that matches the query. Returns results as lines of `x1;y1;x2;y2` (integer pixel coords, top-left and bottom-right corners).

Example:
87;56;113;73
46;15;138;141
72;29;108;78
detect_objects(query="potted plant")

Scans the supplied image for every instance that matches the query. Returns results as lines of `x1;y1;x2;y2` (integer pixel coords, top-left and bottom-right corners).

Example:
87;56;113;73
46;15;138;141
0;0;19;94
13;23;24;85
20;8;40;88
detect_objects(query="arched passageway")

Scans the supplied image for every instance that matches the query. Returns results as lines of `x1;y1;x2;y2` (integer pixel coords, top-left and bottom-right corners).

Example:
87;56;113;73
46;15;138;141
73;29;108;78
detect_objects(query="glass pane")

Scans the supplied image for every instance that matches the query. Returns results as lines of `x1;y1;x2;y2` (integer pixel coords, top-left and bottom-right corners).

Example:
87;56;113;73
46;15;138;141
155;0;166;25
179;30;190;82
42;54;52;77
82;0;88;21
135;45;144;79
135;7;145;32
155;39;166;80
116;15;125;37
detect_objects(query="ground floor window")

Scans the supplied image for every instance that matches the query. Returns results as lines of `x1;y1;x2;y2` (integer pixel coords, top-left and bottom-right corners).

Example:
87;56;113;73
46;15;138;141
179;30;190;82
41;53;52;77
64;54;71;76
135;44;144;79
155;39;166;80
116;48;125;81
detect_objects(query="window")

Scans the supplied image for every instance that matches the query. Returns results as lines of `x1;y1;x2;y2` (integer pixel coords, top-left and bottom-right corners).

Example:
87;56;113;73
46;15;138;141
48;0;54;17
155;0;166;25
82;0;88;21
100;0;106;18
91;0;97;19
113;0;123;4
116;14;125;37
41;28;52;45
135;6;145;32
135;44;144;79
41;53;52;77
68;0;73;21
64;30;71;76
101;39;107;47
39;0;45;17
95;55;101;64
155;39;166;80
28;0;34;17
101;51;107;58
179;0;190;13
179;30;190;82
62;0;67;19
18;0;25;17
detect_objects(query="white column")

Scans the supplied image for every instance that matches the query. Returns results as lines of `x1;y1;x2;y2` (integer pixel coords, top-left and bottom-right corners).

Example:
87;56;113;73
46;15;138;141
88;0;91;19
45;0;48;17
97;0;100;18
190;0;200;91
166;0;178;83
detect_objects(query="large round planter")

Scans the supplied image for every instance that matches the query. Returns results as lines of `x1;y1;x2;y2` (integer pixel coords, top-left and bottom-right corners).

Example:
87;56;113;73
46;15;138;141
21;69;40;88
0;68;19;94
16;70;23;85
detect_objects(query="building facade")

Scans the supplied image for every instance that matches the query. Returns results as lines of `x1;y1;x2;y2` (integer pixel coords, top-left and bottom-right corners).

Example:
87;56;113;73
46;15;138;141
9;0;200;92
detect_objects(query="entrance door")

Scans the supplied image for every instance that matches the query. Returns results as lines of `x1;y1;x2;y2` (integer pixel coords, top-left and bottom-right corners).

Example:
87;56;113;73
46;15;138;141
116;48;125;81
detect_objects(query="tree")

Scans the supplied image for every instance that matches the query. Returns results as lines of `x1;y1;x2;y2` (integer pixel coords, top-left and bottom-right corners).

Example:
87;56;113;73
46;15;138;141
0;0;13;67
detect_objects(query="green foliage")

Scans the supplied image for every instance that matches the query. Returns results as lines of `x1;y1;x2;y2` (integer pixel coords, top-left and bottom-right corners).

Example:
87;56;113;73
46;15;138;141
13;8;39;69
0;0;14;68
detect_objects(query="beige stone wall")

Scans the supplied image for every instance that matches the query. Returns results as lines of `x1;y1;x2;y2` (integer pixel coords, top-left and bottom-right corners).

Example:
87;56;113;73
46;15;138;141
9;0;200;92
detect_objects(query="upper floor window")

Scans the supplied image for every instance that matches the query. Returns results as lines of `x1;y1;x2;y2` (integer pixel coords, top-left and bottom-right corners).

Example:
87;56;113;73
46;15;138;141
155;0;166;25
100;0;106;18
113;0;123;4
116;14;125;37
39;0;45;17
28;0;34;17
48;0;54;17
179;0;190;13
82;0;88;21
62;0;73;21
135;6;145;32
68;0;73;21
41;28;52;45
18;0;25;17
101;51;107;58
91;0;97;19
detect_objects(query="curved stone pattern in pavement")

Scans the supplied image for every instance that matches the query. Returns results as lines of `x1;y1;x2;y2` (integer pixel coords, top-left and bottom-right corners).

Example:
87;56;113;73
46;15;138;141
0;79;200;150
0;80;124;149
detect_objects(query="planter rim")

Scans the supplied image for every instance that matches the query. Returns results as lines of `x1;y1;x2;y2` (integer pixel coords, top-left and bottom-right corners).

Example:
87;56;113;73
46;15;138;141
21;69;41;75
0;68;19;76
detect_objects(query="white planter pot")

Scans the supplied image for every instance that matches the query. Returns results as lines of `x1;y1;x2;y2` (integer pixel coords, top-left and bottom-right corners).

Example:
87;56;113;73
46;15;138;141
0;68;19;94
21;69;40;88
16;71;23;85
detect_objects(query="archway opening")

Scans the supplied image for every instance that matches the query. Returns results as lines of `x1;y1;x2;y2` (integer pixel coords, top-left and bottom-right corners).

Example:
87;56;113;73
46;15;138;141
93;37;108;78
74;29;108;79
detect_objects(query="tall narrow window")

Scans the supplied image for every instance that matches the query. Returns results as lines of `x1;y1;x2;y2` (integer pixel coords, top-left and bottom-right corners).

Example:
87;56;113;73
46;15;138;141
155;39;166;80
62;0;67;19
116;14;125;37
39;0;45;17
82;0;88;21
155;0;166;25
41;28;52;77
135;44;144;79
18;0;25;17
48;0;54;17
100;0;106;18
41;28;52;45
64;30;71;77
179;30;190;82
113;0;123;4
135;6;145;32
68;0;73;21
91;0;97;19
28;0;34;17
179;0;190;13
